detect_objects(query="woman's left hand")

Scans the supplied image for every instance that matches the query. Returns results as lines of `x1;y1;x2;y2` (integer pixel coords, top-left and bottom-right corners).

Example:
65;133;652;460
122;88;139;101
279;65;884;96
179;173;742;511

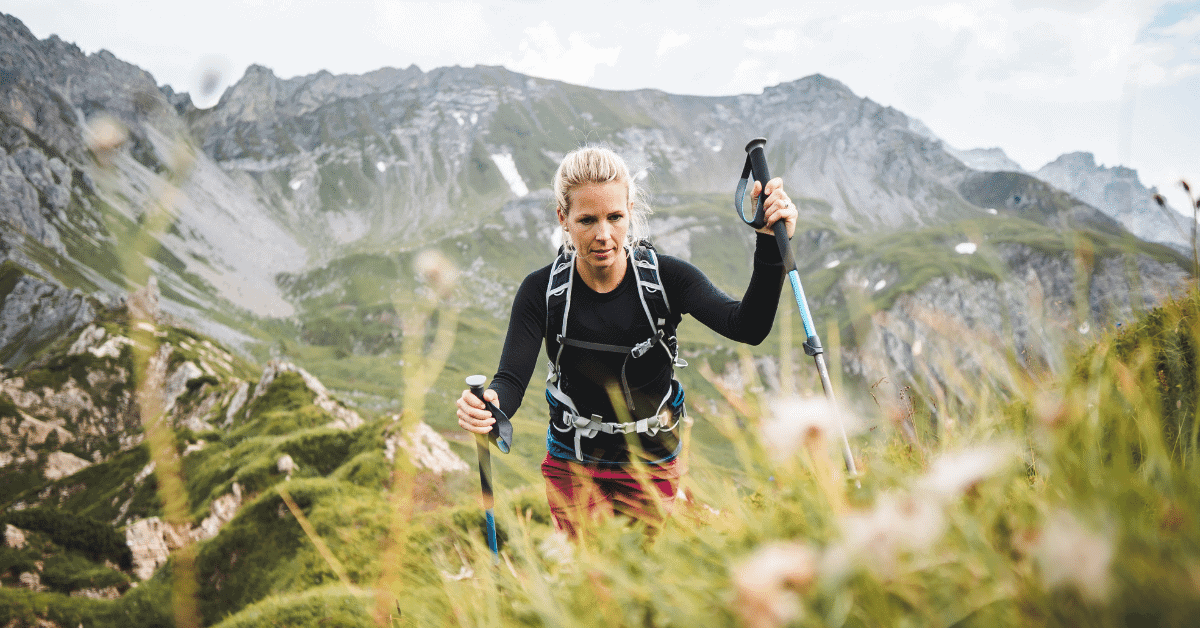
751;178;797;239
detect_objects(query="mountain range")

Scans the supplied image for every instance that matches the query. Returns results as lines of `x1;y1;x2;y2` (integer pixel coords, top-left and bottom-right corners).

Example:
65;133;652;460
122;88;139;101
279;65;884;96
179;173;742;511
0;10;1194;623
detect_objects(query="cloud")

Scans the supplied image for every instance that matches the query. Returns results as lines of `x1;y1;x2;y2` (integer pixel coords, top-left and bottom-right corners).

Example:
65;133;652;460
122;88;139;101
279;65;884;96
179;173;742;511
1158;11;1200;36
371;1;497;62
509;21;620;85
656;30;691;57
743;28;803;53
724;56;783;95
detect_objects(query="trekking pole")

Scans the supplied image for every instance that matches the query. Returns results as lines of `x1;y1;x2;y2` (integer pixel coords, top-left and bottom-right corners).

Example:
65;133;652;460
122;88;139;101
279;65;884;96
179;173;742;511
735;138;859;483
466;375;513;564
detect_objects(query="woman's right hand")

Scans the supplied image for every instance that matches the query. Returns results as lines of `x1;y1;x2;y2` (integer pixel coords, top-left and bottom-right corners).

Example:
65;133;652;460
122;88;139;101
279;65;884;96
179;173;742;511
456;388;500;435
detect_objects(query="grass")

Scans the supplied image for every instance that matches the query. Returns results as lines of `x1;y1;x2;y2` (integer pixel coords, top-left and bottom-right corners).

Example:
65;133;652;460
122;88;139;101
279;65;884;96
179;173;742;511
90;285;1190;628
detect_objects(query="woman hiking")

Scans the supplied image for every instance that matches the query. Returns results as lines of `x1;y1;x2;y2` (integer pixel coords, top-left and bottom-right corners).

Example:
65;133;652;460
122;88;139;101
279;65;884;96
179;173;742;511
456;145;797;538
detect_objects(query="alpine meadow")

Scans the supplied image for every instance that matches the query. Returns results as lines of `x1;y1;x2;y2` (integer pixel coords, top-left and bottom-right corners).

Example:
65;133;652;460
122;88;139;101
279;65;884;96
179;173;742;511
1;10;1199;628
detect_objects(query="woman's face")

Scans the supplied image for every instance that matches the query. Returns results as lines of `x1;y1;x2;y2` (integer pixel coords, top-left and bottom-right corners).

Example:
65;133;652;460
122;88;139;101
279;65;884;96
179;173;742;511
558;180;631;273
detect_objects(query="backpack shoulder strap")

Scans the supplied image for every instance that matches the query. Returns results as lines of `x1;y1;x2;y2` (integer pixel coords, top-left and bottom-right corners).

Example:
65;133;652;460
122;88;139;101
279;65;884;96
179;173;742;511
546;248;575;379
630;240;671;331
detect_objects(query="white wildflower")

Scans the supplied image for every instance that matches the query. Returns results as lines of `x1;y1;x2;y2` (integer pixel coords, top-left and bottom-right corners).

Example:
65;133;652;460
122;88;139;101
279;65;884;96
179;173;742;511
835;490;945;580
917;442;1016;500
538;530;574;566
1036;510;1115;603
761;396;846;462
732;542;818;628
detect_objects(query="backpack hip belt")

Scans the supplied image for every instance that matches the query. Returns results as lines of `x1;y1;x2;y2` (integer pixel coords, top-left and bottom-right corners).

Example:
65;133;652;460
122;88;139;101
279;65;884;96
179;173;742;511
551;379;685;461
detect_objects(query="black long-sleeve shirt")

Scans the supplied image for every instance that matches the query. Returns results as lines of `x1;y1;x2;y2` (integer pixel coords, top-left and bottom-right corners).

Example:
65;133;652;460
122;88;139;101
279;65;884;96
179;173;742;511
490;233;786;462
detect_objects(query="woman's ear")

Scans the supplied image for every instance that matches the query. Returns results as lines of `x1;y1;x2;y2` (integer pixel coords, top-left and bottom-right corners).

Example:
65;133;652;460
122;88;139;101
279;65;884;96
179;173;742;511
556;205;567;226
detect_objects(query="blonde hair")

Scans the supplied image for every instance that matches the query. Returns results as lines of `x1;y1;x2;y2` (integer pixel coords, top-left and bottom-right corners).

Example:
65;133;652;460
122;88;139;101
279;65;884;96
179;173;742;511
553;145;650;251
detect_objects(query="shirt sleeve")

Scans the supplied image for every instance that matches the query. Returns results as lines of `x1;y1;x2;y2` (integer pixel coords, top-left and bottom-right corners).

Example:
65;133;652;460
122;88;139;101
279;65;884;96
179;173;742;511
488;266;549;419
661;233;785;345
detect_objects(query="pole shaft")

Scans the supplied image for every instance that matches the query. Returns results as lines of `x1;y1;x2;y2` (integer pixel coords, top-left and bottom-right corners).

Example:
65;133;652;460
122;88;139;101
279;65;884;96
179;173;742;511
813;353;858;477
475;433;499;559
475;434;493;509
783;253;858;480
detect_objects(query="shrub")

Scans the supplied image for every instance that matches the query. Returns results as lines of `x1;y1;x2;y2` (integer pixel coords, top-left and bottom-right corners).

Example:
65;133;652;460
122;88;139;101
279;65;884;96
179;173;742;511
279;429;356;476
0;509;132;570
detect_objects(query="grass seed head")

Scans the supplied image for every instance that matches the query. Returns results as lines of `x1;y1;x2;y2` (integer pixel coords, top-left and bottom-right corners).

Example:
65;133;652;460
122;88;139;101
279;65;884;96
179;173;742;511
84;114;128;166
414;249;459;299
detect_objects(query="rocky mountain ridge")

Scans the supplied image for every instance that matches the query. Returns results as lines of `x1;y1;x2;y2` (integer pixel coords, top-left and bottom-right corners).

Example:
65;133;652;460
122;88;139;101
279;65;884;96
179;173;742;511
1035;151;1189;252
939;141;1187;254
0;13;305;332
0;287;468;616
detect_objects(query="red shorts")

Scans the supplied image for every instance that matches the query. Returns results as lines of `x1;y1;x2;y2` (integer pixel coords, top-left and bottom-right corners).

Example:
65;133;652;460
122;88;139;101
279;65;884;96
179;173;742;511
541;453;684;538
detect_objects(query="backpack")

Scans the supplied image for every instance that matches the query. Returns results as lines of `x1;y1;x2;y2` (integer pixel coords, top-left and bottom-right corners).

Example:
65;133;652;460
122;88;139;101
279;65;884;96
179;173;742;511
543;240;688;460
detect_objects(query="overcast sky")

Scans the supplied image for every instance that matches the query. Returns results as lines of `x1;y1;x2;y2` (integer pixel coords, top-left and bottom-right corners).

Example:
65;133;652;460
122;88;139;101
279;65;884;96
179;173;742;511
4;0;1198;212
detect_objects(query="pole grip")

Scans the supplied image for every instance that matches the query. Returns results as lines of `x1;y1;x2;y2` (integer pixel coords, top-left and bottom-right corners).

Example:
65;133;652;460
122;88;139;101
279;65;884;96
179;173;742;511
746;138;770;227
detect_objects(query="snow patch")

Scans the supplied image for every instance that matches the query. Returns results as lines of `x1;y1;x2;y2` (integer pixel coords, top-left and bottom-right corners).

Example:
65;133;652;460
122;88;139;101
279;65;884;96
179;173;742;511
375;161;386;172
825;259;840;269
955;242;978;254
288;178;304;190
873;280;887;292
490;153;529;197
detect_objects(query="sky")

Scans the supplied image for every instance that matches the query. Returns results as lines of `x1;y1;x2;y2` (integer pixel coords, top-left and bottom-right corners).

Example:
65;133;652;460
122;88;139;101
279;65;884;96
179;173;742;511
4;0;1199;213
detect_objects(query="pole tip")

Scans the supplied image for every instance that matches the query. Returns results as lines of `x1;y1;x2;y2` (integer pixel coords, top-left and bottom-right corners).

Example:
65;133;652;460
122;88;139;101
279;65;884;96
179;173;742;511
745;137;767;153
465;374;486;388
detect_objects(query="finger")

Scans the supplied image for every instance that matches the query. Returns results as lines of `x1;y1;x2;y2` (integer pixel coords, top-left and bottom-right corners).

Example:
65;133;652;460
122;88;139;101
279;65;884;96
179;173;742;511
763;193;788;222
458;414;493;434
460;389;485;409
750;180;762;200
457;407;495;431
764;177;783;198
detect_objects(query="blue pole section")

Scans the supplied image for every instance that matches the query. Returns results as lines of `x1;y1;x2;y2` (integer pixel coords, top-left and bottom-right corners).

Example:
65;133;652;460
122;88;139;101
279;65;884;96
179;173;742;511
484;510;498;559
788;270;817;339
